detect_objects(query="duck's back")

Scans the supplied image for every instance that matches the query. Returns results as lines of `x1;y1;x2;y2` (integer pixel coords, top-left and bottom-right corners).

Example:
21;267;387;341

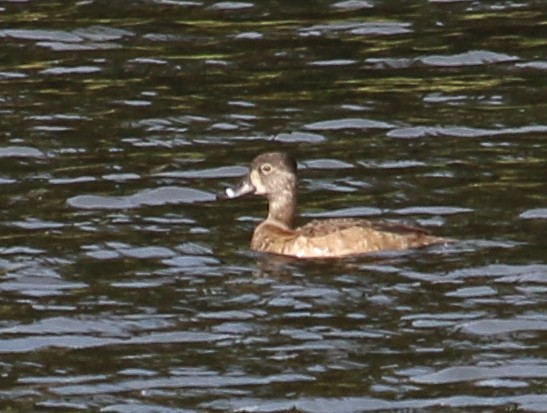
251;217;446;258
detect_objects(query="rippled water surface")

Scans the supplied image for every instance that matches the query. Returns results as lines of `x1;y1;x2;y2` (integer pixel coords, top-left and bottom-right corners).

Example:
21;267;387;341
1;0;546;412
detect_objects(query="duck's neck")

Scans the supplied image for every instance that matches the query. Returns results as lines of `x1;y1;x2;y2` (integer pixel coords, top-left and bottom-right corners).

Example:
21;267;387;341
266;189;296;229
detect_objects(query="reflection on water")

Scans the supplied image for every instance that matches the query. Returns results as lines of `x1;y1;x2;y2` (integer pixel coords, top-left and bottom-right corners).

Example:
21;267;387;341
1;0;546;411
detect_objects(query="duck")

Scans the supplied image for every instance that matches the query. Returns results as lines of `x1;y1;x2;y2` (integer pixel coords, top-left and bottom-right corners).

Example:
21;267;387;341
218;152;449;259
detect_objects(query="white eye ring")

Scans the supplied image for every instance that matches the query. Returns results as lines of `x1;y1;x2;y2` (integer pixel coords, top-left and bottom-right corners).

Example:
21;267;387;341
260;163;272;174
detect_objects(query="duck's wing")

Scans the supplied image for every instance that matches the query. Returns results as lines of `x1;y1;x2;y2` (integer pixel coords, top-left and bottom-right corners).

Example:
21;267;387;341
293;218;446;257
298;218;431;237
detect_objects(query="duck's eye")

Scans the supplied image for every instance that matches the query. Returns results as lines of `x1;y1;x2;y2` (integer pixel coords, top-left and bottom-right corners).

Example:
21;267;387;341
260;163;272;174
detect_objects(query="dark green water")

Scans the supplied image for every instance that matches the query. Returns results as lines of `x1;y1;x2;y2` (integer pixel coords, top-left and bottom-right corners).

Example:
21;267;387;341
1;1;546;412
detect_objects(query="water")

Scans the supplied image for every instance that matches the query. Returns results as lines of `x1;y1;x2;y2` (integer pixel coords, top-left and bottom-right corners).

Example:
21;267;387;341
1;0;546;412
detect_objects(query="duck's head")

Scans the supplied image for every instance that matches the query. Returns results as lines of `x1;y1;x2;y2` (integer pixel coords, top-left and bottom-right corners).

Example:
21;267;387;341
218;152;297;200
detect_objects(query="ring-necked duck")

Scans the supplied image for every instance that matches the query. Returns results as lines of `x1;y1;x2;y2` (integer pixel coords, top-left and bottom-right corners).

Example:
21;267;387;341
218;152;449;258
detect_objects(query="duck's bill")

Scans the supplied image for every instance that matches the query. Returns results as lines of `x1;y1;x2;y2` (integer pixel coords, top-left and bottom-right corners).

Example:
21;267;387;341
217;175;256;200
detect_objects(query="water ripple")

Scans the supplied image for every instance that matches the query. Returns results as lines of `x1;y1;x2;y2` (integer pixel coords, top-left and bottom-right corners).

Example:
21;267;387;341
1;26;133;51
305;118;393;131
67;186;215;210
520;208;547;220
0;146;46;158
411;363;547;385
388;125;547;139
419;50;519;67
460;319;547;336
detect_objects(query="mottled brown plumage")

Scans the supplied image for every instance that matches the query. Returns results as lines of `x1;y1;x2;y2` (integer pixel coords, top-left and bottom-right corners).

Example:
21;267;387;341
219;152;449;258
